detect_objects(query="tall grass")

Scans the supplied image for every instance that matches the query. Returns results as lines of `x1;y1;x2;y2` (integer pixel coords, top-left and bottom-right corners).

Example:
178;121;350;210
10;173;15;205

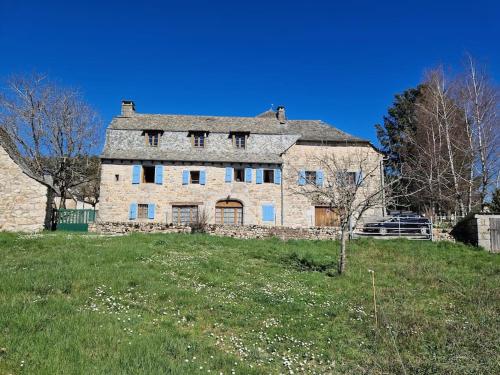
0;233;498;374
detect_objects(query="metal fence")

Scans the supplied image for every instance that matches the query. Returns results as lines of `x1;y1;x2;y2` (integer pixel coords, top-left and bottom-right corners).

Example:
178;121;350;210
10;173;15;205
56;209;97;232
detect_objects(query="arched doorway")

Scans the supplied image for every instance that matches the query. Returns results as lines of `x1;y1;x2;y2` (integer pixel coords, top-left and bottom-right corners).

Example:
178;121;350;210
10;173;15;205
215;200;243;225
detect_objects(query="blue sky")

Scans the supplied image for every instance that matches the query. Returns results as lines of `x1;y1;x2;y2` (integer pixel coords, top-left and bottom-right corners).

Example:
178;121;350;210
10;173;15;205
1;0;498;146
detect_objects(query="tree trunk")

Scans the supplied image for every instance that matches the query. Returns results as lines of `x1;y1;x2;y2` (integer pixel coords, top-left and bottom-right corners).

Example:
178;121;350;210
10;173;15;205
338;228;347;275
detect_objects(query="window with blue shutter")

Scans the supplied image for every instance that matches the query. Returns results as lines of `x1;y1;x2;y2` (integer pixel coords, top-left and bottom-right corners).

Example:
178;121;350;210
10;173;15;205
200;170;206;185
274;168;281;184
132;165;141;184
225;167;233;183
262;204;275;222
155;165;163;185
244;167;252;182
148;203;155;219
355;170;364;185
316;170;324;186
256;169;263;184
129;203;138;219
182;170;189;185
298;170;306;186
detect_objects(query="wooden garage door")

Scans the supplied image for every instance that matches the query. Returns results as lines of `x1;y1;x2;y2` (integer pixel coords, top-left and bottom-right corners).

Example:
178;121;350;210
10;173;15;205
315;206;339;227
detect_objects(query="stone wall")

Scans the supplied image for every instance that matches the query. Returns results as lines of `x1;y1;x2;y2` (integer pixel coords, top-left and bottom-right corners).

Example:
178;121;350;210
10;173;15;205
281;144;385;226
88;221;191;235
99;161;284;225
205;224;339;240
99;143;384;229
0;146;50;232
450;214;500;252
89;221;339;240
475;214;499;252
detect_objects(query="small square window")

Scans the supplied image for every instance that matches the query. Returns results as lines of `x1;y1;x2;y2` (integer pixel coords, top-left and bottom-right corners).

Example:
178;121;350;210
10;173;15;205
143;166;155;183
234;134;246;149
193;133;205;148
263;169;274;183
305;171;317;184
234;168;245;182
115;174;120;182
145;131;160;147
138;204;148;219
190;170;200;184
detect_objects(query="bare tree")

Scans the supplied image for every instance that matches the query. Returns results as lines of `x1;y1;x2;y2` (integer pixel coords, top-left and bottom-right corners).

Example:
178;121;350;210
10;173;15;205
288;150;401;274
403;68;473;218
459;56;500;209
0;73;101;208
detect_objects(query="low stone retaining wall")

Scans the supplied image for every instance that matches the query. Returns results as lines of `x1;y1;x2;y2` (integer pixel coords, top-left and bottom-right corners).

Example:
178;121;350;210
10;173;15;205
89;221;339;240
204;224;339;240
88;222;191;235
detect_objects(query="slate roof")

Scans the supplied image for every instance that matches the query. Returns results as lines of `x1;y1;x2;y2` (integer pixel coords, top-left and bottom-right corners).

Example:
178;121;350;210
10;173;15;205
0;127;48;184
108;111;368;143
100;149;283;164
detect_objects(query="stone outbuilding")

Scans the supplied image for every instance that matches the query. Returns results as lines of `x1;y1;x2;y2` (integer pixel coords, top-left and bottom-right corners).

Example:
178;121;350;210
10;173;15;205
452;213;500;253
0;128;53;232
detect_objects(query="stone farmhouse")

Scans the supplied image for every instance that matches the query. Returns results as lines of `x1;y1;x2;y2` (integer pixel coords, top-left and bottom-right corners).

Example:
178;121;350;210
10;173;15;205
99;101;383;228
0;128;53;232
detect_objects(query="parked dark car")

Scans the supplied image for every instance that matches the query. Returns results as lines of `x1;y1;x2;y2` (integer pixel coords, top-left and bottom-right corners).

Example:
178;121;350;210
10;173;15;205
363;216;431;235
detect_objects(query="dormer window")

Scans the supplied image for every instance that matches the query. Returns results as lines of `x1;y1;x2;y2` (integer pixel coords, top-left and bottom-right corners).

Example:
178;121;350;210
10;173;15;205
189;131;208;148
230;132;249;149
143;130;162;147
235;134;245;149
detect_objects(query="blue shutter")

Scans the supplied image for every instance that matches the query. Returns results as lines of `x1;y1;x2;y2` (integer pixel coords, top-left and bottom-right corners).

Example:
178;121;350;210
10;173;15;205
316;170;324;186
244;167;252;182
256;169;263;184
155;165;163;185
182;170;189;185
262;204;275;222
356;170;364;185
132;165;141;184
148;203;155;219
225;167;233;183
200;170;206;185
274;168;281;184
129;203;137;220
298;170;306;186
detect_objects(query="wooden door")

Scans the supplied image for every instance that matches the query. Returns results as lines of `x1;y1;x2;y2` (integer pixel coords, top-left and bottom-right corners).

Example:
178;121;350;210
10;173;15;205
315;207;339;227
490;218;500;252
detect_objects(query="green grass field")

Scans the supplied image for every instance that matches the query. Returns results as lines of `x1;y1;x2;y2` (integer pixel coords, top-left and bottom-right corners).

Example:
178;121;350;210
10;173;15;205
0;233;498;374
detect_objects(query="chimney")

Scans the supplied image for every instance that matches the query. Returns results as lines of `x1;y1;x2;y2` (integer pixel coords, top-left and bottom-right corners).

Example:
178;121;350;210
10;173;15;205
121;100;135;116
276;106;286;124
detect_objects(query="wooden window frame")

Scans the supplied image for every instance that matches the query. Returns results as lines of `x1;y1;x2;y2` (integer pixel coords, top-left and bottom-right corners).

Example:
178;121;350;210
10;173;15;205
190;170;200;184
142;166;155;183
215;201;243;225
144;130;161;147
172;205;199;225
263;169;274;184
234;168;245;182
191;132;207;148
305;171;317;184
137;204;149;219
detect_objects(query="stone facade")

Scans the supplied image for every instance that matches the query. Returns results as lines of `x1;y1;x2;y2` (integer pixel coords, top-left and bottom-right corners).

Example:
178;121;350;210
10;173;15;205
0;143;51;232
475;214;500;252
98;102;384;230
450;214;500;252
281;143;384;227
89;221;339;240
99;161;284;225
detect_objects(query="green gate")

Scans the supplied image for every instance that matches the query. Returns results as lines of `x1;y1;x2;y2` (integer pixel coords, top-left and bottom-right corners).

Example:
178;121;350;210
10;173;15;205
56;209;96;232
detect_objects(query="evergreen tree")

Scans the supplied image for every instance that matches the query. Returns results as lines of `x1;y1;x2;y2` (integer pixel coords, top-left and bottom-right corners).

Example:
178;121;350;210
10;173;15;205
375;86;422;175
490;189;500;213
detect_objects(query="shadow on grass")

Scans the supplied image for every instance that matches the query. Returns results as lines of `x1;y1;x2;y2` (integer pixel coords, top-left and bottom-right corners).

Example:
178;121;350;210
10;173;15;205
281;251;338;277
